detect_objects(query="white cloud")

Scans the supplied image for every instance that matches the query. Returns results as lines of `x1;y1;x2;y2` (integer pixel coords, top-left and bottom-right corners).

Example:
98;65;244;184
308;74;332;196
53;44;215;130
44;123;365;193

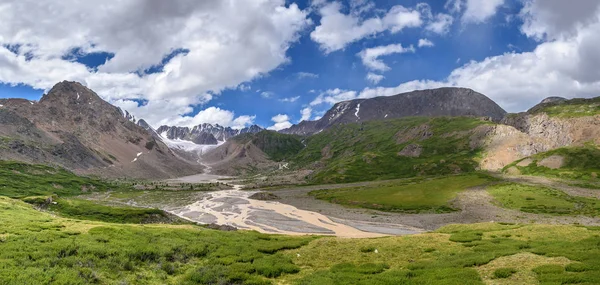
279;96;300;102
358;43;415;72
300;107;312;122
520;0;600;41
310;2;422;53
296;72;319;79
261;91;274;98
426;13;454;34
462;0;505;23
267;114;293;131
310;88;358;106
0;0;310;127
366;73;385;84
418;39;435;47
310;0;600;112
444;0;463;14
111;102;255;129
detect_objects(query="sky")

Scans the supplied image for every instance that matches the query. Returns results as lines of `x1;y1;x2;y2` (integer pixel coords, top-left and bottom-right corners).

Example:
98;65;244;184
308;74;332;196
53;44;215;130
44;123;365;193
0;0;599;130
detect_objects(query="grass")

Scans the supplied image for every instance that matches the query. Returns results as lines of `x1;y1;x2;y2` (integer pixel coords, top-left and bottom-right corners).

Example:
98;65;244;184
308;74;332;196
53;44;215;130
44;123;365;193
44;198;186;224
493;267;517;278
292;117;491;184
505;146;600;181
530;97;600;118
4;195;600;284
309;174;494;213
488;183;600;216
0;160;119;198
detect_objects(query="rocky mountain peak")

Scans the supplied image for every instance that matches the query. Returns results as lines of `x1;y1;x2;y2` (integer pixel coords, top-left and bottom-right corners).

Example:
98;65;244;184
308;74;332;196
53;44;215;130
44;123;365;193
282;87;507;135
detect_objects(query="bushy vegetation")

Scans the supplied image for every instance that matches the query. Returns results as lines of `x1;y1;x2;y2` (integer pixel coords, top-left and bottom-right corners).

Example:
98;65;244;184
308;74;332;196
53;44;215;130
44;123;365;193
234;131;304;161
0;160;117;198
530;97;600;118
4;195;600;284
292;117;491;184
488;183;600;216
291;223;600;284
45;198;183;224
309;174;494;213
0;196;313;284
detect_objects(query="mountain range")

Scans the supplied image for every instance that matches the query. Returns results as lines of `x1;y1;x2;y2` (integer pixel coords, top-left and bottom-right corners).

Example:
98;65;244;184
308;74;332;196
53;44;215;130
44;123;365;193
1;81;598;182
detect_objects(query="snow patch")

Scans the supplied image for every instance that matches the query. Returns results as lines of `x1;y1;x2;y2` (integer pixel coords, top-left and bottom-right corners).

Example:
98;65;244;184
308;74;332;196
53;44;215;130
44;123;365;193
136;152;143;157
29;101;34;105
160;132;223;155
354;103;360;119
131;157;138;163
384;114;388;118
76;92;80;100
0;104;3;107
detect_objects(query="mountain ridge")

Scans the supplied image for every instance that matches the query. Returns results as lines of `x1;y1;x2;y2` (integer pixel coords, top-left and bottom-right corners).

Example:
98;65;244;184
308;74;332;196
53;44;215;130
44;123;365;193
281;87;507;135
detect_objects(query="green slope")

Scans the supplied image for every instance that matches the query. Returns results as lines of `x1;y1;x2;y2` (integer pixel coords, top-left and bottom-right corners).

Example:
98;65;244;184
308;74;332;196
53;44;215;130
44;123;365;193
234;131;304;161
504;146;600;181
529;97;600;118
292;117;492;184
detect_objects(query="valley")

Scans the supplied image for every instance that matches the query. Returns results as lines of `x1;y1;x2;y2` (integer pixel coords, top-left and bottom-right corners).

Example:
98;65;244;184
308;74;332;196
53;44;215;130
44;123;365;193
1;82;600;284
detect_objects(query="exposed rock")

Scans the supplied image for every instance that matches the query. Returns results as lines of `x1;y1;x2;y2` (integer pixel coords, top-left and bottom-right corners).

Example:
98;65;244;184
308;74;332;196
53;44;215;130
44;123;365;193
395;124;433;144
397;144;423;157
517;159;534;167
538;155;564;169
156;123;263;143
282;87;507;135
249;192;280;201
205;223;238;231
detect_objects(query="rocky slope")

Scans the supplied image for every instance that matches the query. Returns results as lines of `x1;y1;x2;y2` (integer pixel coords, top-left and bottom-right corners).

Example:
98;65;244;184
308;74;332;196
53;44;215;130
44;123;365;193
282;87;507;135
0;81;203;179
156;124;263;144
473;96;600;171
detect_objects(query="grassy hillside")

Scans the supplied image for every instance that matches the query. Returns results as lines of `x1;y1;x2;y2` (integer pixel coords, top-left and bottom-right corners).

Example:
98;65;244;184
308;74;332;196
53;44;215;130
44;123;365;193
3;196;600;284
488;183;600;216
0;160;117;198
309;174;494;213
529;97;600;118
293;117;491;184
234;131;304;161
504;146;600;181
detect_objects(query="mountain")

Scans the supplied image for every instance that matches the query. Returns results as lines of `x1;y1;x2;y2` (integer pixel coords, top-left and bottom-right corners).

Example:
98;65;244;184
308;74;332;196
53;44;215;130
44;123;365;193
156;123;263;145
0;81;203;179
202;130;303;175
281;87;507;135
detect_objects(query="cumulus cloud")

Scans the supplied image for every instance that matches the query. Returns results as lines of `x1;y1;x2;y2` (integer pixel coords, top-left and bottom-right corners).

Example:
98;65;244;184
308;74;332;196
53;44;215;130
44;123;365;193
300;107;312;122
418;39;435;47
462;0;505;23
310;88;358;106
366;73;385;84
426;13;454;34
0;0;310;127
267;114;293;131
358;44;415;72
310;2;422;53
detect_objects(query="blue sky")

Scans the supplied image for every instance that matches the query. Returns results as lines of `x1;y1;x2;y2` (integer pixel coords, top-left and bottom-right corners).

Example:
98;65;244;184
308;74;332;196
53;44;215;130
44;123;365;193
0;0;599;130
